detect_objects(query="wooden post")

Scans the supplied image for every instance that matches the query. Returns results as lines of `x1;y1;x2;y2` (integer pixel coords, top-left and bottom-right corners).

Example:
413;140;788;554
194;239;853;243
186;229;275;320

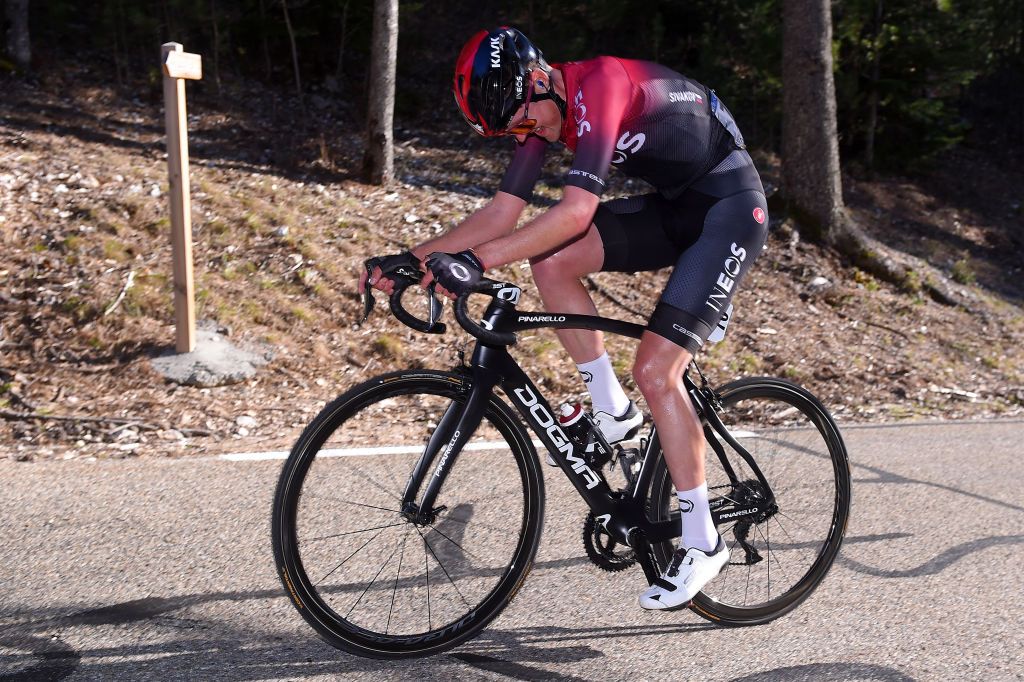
161;42;202;353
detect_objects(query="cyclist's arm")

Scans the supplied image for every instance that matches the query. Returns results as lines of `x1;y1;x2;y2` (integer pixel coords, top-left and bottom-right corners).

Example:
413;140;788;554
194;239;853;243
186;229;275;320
473;185;599;269
411;190;526;260
473;61;631;269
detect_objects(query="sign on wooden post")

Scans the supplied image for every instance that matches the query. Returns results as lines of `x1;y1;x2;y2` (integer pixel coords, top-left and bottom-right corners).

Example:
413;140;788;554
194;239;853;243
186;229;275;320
161;42;202;353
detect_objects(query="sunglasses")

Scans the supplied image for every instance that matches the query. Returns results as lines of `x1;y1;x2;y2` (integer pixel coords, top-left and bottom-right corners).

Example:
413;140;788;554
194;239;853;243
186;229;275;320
503;82;539;136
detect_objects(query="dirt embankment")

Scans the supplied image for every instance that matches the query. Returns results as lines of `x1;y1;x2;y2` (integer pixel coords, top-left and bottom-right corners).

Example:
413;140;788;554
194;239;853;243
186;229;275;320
1;73;1022;462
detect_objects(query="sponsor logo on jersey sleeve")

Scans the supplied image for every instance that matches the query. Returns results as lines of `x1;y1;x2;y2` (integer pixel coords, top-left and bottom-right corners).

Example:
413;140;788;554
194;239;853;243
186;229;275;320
567;169;605;187
611;131;646;165
574;88;591;137
669;91;704;104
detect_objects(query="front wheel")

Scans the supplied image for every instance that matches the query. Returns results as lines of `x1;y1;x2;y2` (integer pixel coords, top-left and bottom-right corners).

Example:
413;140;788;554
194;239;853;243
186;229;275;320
649;376;851;625
272;370;544;658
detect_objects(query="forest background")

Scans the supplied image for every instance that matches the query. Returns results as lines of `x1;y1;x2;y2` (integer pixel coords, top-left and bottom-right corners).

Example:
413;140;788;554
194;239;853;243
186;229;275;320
7;0;1022;172
1;0;1022;460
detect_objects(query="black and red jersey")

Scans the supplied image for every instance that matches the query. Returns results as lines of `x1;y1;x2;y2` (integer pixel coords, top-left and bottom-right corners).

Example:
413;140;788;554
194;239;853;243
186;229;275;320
498;57;744;201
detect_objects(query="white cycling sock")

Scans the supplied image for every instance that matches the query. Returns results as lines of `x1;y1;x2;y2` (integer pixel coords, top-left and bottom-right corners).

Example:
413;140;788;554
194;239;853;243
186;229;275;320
576;353;630;416
677;483;719;553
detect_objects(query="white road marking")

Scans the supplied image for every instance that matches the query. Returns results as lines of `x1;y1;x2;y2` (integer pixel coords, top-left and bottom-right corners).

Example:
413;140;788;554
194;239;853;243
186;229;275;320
218;440;544;461
216;432;777;463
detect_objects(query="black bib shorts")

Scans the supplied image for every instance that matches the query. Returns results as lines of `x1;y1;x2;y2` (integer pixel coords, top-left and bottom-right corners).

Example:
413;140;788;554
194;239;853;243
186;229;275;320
593;150;769;354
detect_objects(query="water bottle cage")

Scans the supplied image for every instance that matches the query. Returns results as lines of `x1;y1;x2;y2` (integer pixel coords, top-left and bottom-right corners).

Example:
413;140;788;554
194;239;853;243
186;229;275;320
579;414;614;468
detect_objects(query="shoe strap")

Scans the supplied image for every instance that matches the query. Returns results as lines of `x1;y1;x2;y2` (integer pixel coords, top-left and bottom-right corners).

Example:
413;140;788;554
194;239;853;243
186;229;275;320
653;577;678;592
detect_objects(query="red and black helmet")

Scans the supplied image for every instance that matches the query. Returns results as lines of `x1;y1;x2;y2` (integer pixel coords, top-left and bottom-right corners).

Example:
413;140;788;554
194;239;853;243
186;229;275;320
453;27;543;137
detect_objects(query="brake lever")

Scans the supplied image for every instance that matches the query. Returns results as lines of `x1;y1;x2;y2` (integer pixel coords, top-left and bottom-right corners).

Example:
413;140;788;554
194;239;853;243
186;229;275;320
427;282;443;327
360;259;379;324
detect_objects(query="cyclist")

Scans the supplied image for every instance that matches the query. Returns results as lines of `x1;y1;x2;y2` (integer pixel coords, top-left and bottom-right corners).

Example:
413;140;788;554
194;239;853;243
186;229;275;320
360;27;769;610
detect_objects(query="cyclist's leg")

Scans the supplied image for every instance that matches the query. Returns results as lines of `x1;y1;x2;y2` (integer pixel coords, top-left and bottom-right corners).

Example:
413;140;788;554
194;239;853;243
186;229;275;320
528;224;605;362
530;194;680;362
642;186;768;488
633;334;703;489
635;179;768;608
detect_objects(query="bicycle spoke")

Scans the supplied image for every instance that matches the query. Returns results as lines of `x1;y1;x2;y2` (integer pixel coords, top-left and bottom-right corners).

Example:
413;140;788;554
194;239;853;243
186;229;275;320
754;522;777;600
386;534;409;635
435;510;509;537
382;452;410;501
276;375;544;649
713;491;744;506
426;524;484;562
301;487;400;512
717;552;733;599
764;521;797;586
348;465;404;504
770;514;800;546
418;527;472;608
317;526;389;584
345;538;400;619
324;498;401;515
424;534;432;631
306;522;406;544
744;560;752;605
773;507;814;532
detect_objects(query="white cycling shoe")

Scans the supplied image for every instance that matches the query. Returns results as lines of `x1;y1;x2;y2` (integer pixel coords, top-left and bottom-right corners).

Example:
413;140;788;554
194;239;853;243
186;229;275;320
546;401;643;466
638;536;729;611
593;401;643;443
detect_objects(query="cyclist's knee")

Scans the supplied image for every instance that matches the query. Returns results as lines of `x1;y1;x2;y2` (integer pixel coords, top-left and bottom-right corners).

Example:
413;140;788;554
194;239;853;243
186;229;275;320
529;225;602;284
632;338;691;401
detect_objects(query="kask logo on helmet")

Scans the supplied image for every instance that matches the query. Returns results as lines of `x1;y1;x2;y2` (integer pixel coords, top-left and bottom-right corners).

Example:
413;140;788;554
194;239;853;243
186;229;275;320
489;35;501;68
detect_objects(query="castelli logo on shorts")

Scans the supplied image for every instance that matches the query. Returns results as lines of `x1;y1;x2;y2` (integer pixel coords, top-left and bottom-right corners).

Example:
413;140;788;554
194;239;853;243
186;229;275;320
753;207;766;224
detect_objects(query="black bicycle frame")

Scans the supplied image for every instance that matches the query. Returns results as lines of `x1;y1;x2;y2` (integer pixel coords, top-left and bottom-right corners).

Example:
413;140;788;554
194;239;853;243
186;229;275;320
399;295;775;582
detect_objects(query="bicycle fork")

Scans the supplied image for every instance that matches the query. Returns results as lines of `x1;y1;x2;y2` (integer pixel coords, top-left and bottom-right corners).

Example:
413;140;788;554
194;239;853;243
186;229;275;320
399;368;500;525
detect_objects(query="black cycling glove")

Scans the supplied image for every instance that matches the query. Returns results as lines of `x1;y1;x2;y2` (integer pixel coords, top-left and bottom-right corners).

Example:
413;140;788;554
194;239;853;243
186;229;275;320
426;250;485;297
365;250;423;284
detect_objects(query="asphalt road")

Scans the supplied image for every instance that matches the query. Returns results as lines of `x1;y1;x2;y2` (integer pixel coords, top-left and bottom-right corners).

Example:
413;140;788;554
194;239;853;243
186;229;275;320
1;420;1022;681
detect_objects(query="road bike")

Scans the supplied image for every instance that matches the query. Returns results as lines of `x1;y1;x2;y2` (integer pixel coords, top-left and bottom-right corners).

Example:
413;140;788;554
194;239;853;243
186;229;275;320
271;270;851;659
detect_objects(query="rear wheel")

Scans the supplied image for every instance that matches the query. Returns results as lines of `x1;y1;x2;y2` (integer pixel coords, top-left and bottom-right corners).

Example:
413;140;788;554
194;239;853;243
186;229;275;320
272;370;544;658
649;377;851;625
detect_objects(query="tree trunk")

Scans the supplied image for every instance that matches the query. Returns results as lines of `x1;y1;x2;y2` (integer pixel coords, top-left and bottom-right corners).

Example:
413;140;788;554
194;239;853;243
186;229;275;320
863;0;884;174
281;0;303;105
5;0;31;70
781;0;845;242
781;0;970;309
210;0;222;95
362;0;398;185
258;0;272;80
334;0;350;82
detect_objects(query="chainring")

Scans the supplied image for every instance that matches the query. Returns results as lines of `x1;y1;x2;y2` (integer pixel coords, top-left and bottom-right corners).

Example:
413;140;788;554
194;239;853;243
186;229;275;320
582;512;636;572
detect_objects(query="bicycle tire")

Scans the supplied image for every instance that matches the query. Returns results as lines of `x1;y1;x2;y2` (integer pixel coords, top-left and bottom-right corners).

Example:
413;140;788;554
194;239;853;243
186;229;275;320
272;369;544;658
648;376;851;626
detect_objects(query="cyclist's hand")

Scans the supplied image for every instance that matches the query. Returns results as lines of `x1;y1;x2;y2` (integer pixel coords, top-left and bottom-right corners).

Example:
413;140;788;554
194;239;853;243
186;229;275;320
360;251;423;295
426;250;485;300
